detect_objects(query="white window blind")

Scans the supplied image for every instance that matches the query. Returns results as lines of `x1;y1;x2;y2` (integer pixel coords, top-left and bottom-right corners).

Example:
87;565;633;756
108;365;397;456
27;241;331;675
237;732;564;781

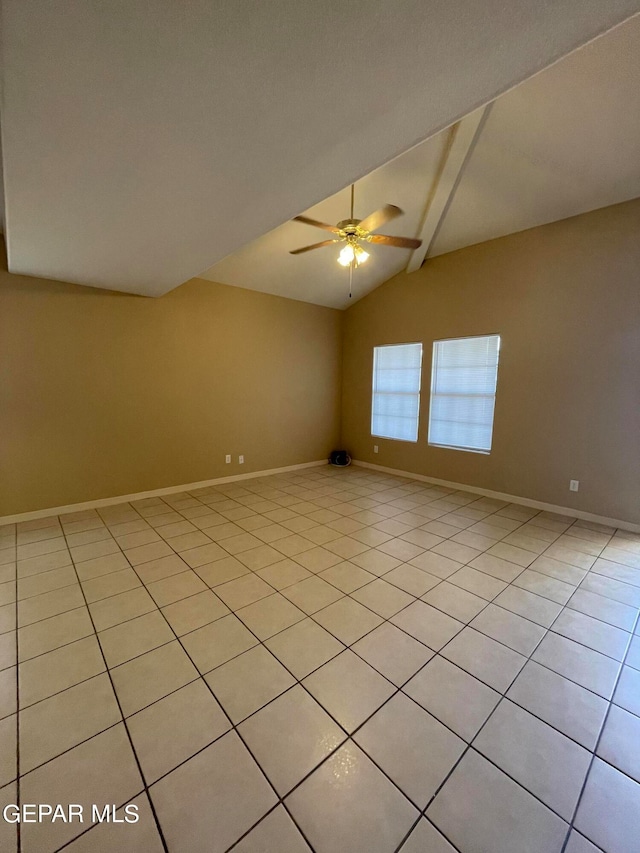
428;335;500;453
371;343;422;442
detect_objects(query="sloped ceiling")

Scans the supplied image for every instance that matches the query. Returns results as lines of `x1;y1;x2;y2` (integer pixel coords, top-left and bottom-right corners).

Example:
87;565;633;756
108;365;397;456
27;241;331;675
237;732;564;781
201;130;450;308
429;13;640;258
1;0;639;296
204;14;640;309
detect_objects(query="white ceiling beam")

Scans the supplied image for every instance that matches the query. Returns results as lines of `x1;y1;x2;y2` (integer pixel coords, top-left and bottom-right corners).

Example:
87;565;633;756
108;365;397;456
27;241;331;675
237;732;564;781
406;104;492;273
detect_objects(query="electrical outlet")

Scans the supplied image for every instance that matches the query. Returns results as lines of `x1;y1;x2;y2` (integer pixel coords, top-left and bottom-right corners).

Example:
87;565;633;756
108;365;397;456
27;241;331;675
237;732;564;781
373;445;378;454
239;455;244;464
569;480;579;492
225;455;231;464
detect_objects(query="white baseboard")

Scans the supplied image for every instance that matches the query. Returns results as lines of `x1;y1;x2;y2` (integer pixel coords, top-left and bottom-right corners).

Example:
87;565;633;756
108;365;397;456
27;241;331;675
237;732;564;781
353;460;640;534
0;460;328;526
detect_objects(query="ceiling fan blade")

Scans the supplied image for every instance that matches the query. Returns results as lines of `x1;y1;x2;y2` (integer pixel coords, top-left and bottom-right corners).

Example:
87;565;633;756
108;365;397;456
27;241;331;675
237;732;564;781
358;204;403;234
293;215;340;234
369;234;422;249
289;239;337;255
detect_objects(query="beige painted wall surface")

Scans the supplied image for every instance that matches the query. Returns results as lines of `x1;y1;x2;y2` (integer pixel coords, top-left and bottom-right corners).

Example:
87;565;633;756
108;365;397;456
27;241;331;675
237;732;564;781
342;198;640;524
0;265;342;515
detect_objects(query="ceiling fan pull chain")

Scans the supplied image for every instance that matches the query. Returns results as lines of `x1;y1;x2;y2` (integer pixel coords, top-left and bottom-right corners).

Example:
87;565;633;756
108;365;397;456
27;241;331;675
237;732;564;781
349;261;353;298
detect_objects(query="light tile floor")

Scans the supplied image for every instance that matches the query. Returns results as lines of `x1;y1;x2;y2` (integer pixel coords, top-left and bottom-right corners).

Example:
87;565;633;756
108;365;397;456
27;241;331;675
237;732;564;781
1;465;639;852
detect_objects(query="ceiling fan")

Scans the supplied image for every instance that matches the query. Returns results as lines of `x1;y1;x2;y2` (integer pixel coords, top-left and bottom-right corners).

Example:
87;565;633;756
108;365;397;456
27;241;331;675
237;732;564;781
289;184;422;269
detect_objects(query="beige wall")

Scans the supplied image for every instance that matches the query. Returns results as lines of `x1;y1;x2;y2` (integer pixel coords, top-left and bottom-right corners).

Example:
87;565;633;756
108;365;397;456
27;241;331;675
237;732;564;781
3;198;638;522
0;263;342;516
342;198;640;524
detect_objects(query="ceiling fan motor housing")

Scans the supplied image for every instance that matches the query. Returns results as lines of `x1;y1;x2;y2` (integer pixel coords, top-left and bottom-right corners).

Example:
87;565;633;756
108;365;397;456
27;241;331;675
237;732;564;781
337;219;362;231
289;188;421;256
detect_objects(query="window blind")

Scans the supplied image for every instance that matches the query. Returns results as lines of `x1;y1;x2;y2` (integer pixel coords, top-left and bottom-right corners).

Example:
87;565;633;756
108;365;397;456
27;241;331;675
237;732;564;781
428;335;500;453
371;343;422;442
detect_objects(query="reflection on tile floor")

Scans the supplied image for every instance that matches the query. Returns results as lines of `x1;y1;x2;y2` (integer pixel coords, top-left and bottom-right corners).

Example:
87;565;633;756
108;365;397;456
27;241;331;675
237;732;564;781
1;465;639;852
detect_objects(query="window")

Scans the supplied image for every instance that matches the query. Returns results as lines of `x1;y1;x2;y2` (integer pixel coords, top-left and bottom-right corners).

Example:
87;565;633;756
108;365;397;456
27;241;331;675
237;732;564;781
428;334;500;453
371;343;423;442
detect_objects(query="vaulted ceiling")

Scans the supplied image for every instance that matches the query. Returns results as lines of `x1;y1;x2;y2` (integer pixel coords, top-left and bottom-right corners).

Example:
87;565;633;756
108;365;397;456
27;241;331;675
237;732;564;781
1;1;639;298
429;14;640;260
203;14;640;308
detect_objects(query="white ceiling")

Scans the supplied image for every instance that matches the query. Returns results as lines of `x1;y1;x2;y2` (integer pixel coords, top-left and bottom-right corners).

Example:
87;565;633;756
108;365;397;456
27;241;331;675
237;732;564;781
430;13;640;258
203;14;640;309
1;0;638;296
201;131;450;308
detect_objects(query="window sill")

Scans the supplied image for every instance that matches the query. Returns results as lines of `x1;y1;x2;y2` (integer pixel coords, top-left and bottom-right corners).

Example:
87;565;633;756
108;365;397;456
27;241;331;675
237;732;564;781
371;436;418;444
428;443;491;455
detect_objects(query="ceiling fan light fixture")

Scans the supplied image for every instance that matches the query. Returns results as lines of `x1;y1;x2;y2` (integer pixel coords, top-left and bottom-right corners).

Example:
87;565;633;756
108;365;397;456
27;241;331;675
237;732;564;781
337;243;369;267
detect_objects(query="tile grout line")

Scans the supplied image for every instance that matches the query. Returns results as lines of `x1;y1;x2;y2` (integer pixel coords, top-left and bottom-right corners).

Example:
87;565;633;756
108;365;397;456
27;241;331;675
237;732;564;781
14;534;21;853
410;519;619;848
55;522;171;853
18;555;640;795
13;492;636;784
8;486;624;660
93;519;323;853
558;601;640;853
203;497;558;849
11;480;637;755
6;468;640;852
297;472;562;853
395;570;552;827
390;514;620;849
162;497;401;852
11;523;631;680
99;476;471;850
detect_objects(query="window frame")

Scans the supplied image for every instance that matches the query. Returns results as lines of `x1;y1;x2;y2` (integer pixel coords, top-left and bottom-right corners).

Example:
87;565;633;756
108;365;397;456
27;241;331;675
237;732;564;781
371;342;423;443
427;333;501;455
